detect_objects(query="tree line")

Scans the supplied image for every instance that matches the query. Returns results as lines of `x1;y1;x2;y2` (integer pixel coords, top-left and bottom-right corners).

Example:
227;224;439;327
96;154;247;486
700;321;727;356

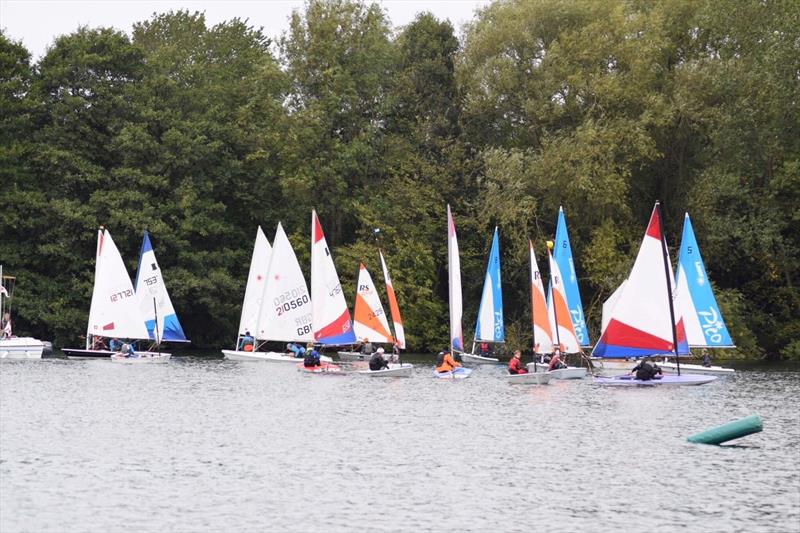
1;0;797;359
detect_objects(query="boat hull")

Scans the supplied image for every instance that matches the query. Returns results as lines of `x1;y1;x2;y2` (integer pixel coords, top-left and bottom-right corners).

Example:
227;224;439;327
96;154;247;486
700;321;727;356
63;348;169;360
507;371;551;385
462;353;499;365
659;362;734;375
594;374;718;386
357;363;414;377
0;338;45;360
434;367;473;379
297;362;343;374
526;363;586;379
337;350;370;362
222;350;332;363
111;353;171;364
589;358;637;376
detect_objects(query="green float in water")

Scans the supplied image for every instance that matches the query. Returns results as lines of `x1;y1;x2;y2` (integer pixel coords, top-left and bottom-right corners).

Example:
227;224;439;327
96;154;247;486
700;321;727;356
687;415;763;445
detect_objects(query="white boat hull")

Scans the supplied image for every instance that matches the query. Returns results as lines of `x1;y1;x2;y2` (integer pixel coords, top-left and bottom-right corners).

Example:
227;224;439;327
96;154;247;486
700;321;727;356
0;338;45;360
526;363;587;379
462;353;499;365
357;363;414;377
434;367;473;379
111;353;171;364
337;350;370;362
222;350;332;363
507;371;551;385
659;362;734;375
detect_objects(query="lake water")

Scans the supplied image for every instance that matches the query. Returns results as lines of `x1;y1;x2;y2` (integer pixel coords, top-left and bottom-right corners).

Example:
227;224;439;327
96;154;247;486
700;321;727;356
1;356;798;533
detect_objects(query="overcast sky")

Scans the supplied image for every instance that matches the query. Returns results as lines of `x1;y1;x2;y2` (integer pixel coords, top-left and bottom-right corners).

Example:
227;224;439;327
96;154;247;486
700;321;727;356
1;0;491;60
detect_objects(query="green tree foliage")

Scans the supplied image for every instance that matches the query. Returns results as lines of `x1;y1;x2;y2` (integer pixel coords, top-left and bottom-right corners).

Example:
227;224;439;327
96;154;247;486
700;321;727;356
0;0;796;358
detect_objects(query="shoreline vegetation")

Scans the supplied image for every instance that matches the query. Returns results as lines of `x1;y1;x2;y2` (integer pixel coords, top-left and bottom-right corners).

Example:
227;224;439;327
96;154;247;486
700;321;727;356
1;0;797;360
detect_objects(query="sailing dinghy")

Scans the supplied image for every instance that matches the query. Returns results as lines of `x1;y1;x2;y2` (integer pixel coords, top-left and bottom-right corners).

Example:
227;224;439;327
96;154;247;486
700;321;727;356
0;265;50;360
659;213;735;376
464;227;503;365
63;228;170;361
513;240;552;384
350;261;414;377
435;205;472;379
591;203;717;386
222;224;329;363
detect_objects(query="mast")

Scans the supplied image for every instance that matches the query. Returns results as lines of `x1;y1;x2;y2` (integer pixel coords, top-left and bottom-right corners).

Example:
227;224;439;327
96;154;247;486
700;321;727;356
656;201;681;376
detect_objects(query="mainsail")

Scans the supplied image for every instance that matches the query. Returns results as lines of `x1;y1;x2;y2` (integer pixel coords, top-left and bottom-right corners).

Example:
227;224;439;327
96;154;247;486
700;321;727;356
474;227;505;343
134;231;187;342
311;210;356;345
547;249;580;353
675;213;734;348
379;251;405;349
592;203;689;358
237;226;272;336
447;205;463;352
353;263;393;344
553;207;590;346
256;223;313;343
530;240;554;354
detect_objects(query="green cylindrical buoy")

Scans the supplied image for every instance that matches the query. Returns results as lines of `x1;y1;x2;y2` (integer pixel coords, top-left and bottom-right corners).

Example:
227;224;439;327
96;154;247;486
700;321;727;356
687;415;763;445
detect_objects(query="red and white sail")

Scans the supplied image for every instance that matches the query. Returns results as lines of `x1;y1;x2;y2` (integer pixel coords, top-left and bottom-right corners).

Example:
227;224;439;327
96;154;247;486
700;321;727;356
379;251;405;349
529;240;554;354
353;263;393;344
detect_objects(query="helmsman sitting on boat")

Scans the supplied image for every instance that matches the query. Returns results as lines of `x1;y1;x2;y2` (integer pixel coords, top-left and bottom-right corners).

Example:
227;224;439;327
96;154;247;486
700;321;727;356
369;347;390;371
436;349;461;373
630;357;663;381
508;350;528;374
303;349;321;368
238;331;255;352
548;348;567;371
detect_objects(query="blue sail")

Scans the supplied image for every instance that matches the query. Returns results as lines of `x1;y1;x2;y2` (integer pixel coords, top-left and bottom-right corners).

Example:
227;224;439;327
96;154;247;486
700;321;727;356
135;232;189;343
474;228;504;342
552;207;590;346
676;214;734;348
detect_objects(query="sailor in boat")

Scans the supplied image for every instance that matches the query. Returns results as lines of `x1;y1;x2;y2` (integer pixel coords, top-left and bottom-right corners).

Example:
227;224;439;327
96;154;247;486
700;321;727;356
361;338;374;357
1;312;12;339
548;348;567;371
369;347;390;371
701;348;712;368
390;342;400;363
436;349;461;374
91;335;108;350
114;343;138;359
303;348;321;368
508;350;528;374
109;338;122;352
287;342;305;358
629;357;663;380
480;341;490;357
238;331;255;352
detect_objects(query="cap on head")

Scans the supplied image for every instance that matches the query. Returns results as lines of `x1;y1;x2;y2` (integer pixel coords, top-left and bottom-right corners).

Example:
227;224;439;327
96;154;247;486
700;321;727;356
377;347;385;354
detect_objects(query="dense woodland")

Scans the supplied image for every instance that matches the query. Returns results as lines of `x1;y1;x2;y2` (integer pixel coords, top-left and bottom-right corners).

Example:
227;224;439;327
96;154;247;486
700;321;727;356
1;0;797;358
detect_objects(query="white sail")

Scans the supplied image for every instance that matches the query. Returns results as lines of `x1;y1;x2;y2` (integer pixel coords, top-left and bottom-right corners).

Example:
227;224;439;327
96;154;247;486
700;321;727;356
447;205;463;352
530;241;553;354
238;226;272;336
353;263;393;344
311;210;356;345
256;223;313;343
547;250;581;353
601;280;627;334
379;251;405;349
135;231;187;342
87;229;150;340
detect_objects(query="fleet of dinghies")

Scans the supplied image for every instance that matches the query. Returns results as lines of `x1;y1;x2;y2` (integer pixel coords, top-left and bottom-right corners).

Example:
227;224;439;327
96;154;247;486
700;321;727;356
4;202;736;386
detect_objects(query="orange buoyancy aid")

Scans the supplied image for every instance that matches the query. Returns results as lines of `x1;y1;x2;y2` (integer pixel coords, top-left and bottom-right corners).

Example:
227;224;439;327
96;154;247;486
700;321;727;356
436;353;460;373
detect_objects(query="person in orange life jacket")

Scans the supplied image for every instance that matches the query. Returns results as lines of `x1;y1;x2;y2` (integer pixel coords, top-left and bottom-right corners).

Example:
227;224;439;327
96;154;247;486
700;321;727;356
548;347;567;371
436;348;461;373
369;347;389;371
508;350;528;374
238;331;254;351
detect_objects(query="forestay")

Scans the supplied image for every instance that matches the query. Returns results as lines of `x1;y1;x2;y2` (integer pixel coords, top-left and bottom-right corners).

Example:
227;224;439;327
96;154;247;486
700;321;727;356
311;210;356;345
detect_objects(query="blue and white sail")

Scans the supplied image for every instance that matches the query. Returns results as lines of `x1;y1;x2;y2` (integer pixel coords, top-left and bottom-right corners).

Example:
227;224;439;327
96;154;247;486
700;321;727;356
552;207;590;346
474;227;504;343
675;213;734;348
135;231;188;343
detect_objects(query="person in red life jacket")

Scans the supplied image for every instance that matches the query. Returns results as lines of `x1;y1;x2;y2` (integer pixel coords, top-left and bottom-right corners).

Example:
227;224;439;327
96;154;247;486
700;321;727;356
435;349;461;373
508;350;528;374
548;347;567;371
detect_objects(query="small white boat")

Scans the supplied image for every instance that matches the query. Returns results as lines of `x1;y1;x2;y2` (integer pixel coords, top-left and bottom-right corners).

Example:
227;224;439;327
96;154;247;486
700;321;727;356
507;371;551;385
462;352;499;364
357;363;414;377
434;366;473;379
0;337;46;360
658;361;734;376
221;350;331;363
526;362;586;379
111;353;171;364
594;374;717;387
